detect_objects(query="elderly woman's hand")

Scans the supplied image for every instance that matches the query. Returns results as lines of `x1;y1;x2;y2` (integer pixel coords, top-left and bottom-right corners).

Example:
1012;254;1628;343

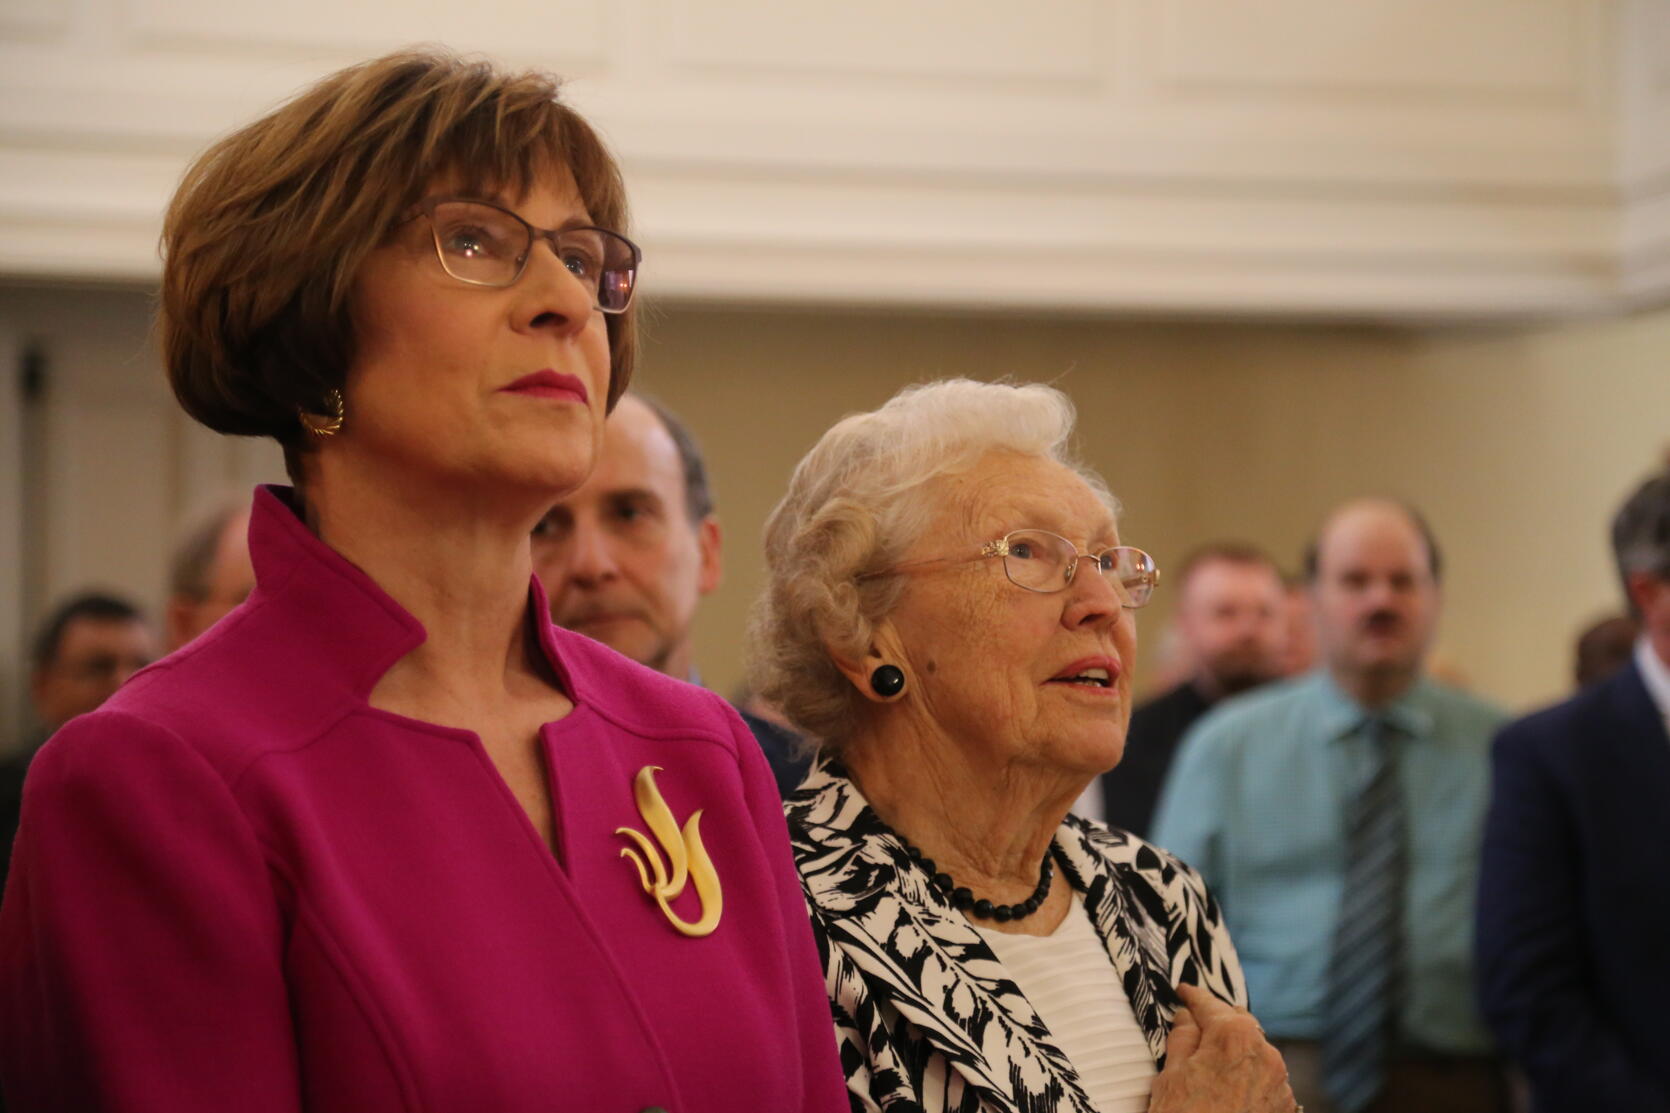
1148;984;1297;1113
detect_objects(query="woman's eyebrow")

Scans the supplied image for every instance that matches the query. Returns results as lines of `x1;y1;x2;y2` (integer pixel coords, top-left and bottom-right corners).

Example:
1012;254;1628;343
445;191;598;231
1002;507;1118;544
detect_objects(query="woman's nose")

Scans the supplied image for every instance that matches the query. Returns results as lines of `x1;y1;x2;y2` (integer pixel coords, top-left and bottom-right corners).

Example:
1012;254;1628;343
1062;563;1124;629
515;244;599;337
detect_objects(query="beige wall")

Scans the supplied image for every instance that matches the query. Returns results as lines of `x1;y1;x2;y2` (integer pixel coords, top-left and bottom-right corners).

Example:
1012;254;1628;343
639;304;1670;714
5;283;1666;731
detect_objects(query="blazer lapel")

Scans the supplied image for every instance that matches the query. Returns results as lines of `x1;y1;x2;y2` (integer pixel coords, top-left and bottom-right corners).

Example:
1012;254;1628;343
792;767;1098;1113
1598;663;1670;809
1610;661;1670;760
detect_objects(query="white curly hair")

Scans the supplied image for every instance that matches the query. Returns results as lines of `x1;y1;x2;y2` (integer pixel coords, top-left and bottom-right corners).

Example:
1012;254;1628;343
746;378;1118;751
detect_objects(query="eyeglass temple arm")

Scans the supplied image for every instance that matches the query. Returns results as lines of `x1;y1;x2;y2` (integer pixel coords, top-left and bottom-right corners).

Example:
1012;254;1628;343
861;547;997;580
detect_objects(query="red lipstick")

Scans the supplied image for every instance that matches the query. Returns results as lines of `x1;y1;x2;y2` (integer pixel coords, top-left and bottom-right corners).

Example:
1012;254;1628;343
499;370;588;404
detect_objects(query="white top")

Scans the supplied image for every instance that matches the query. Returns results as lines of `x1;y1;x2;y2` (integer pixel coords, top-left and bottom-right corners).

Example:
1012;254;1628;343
1071;779;1106;825
976;892;1158;1113
1636;636;1670;737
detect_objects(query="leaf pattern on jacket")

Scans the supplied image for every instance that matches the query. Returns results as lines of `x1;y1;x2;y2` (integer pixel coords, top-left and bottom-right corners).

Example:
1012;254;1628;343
788;762;1248;1113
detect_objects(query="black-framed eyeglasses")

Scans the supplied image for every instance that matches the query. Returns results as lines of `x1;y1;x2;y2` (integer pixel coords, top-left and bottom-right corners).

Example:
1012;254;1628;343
864;528;1160;609
416;197;641;314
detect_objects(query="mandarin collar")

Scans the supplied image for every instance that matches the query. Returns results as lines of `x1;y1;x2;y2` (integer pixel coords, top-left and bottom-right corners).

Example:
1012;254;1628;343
245;484;572;704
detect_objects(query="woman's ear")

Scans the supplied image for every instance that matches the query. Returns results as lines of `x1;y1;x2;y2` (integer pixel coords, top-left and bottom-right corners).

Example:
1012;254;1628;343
828;623;910;705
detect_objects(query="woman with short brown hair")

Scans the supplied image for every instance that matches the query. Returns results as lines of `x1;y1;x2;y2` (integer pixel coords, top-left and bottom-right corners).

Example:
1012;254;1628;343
0;50;846;1113
159;50;637;478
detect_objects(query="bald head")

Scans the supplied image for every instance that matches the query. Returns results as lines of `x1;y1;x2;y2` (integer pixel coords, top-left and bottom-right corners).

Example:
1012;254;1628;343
1306;498;1443;706
1305;498;1441;584
167;503;255;651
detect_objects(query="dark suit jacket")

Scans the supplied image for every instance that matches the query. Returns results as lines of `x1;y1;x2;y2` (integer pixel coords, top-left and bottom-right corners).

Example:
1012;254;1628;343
0;732;47;902
1099;681;1211;838
736;708;812;797
1476;658;1670;1113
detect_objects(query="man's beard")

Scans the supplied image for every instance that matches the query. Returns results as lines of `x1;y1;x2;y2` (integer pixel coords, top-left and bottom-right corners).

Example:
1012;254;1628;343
1202;646;1281;698
1209;667;1277;698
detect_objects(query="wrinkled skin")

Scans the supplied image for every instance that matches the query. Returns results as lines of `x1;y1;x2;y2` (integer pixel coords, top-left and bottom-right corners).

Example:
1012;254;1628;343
1150;984;1297;1113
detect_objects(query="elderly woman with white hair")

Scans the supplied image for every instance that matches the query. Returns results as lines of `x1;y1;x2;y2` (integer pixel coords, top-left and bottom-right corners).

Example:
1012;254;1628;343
751;379;1296;1113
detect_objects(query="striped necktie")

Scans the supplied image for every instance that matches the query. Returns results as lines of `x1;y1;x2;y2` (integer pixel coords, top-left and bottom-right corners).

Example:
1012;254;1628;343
1321;716;1406;1113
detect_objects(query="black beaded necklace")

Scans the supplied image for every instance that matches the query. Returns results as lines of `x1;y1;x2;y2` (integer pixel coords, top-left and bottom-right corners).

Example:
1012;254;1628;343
895;834;1059;923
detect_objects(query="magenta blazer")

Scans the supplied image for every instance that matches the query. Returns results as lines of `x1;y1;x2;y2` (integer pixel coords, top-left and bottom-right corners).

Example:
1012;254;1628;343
0;486;847;1113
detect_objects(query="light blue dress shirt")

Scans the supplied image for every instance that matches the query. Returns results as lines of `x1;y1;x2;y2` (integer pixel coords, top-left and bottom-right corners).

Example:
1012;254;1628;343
1150;669;1504;1054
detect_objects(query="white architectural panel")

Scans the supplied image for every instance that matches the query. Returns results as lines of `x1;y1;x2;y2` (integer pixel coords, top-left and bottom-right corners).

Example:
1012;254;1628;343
1156;0;1587;100
0;0;68;37
660;0;1101;85
121;0;608;63
1619;0;1670;301
0;0;1661;318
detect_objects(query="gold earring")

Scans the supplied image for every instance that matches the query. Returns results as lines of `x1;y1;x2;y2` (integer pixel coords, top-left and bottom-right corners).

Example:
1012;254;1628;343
298;389;344;437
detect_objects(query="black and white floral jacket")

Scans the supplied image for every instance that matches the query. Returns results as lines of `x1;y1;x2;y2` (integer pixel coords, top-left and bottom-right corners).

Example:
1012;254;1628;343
786;763;1248;1113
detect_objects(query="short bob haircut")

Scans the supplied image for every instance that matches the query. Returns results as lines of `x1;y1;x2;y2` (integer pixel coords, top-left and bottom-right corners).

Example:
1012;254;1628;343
748;378;1117;751
160;48;636;482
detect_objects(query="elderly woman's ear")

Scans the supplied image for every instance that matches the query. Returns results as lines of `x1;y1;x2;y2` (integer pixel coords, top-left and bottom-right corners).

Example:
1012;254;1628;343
828;635;911;705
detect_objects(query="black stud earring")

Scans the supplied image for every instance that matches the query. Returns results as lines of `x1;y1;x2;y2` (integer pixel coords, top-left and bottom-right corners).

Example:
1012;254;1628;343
870;664;905;698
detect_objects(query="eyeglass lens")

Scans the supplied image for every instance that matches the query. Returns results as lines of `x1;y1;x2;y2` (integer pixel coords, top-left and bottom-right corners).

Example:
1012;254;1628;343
429;200;637;312
1002;530;1157;607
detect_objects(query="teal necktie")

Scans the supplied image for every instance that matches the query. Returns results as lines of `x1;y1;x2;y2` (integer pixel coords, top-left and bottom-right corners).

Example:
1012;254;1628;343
1321;717;1406;1113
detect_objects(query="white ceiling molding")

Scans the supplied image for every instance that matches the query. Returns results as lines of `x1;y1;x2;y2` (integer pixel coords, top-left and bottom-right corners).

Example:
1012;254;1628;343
1617;0;1670;307
0;0;1663;321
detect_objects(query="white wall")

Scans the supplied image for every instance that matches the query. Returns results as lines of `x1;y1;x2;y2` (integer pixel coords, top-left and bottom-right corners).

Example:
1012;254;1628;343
1;0;1665;318
0;281;285;740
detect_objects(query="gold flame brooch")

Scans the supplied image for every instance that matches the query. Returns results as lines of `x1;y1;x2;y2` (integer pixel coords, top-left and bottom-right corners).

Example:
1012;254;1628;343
615;766;723;937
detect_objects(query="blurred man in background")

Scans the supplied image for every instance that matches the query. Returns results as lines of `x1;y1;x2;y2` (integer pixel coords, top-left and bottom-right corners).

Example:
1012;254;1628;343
4;592;156;890
24;592;155;740
1154;498;1507;1113
165;499;255;651
532;392;810;793
1098;542;1286;836
1477;468;1670;1112
1281;573;1319;676
534;393;720;682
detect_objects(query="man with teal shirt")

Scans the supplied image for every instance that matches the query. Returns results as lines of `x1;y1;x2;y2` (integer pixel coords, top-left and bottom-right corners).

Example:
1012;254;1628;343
1152;499;1507;1113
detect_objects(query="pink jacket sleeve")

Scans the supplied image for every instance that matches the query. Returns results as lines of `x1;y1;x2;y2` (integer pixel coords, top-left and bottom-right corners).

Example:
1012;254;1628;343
0;711;301;1112
726;708;850;1113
